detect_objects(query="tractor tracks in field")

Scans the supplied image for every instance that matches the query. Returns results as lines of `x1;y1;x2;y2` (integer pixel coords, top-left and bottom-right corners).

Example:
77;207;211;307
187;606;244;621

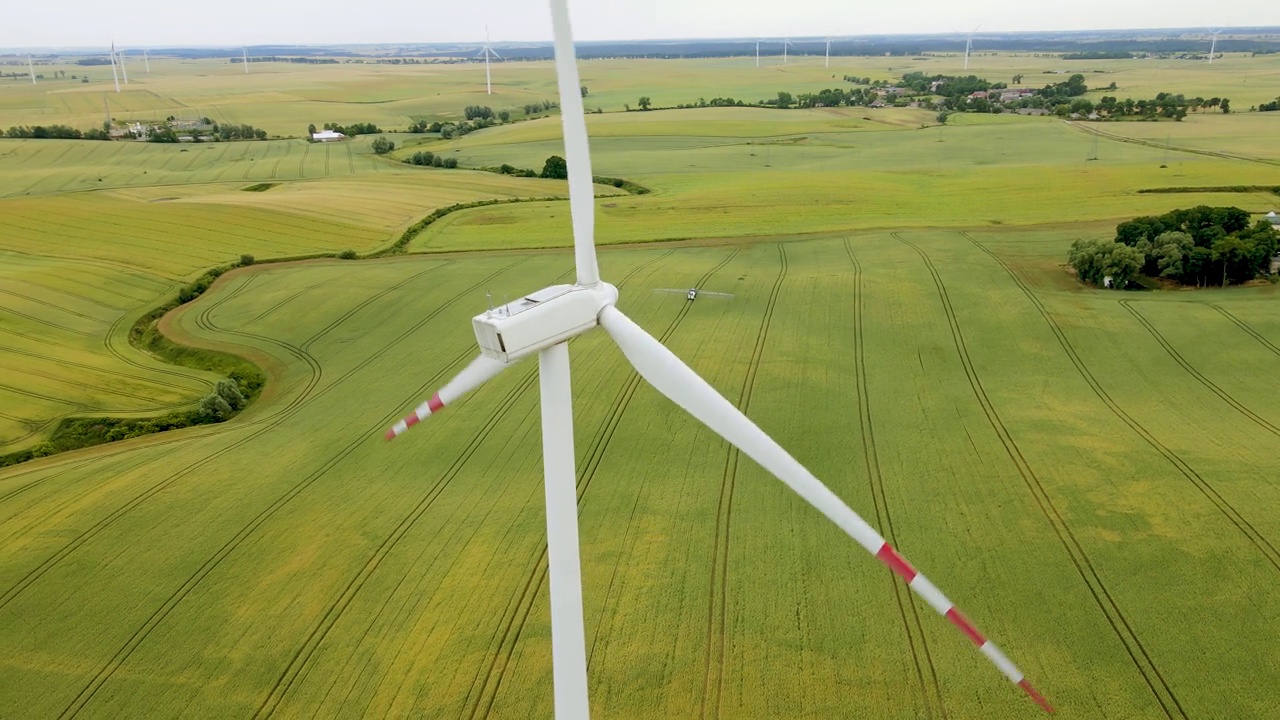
963;234;1280;576
1121;300;1280;440
56;259;524;719
844;239;948;720
254;250;676;718
699;244;786;720
955;232;1270;718
1209;304;1280;358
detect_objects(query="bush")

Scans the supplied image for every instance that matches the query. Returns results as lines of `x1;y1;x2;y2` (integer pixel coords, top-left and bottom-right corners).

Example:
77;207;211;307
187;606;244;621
215;379;245;410
198;393;234;421
541;155;568;180
370;136;395;155
239;254;255;266
338;249;358;259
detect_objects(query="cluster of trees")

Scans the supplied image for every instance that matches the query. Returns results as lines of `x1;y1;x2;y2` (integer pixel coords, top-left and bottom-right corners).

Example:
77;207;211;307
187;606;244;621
402;150;459;168
1061;51;1133;60
370;136;395;154
1260;97;1280;112
1082;94;1230;120
464;105;496;120
210;122;267;140
232;56;338;65
319;121;381;136
1070;206;1279;288
523;100;559;116
5;124;109;140
842;75;873;85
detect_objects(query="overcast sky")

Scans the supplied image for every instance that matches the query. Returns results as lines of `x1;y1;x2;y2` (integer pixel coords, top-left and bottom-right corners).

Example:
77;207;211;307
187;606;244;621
2;0;1275;49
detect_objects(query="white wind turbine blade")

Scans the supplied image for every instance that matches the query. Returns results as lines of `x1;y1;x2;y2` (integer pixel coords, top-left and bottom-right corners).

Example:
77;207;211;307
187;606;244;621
538;342;591;718
549;0;600;287
385;354;506;439
598;305;1053;713
698;291;734;298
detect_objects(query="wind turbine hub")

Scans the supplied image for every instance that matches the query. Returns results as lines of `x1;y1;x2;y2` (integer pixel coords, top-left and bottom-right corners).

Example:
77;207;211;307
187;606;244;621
472;282;618;363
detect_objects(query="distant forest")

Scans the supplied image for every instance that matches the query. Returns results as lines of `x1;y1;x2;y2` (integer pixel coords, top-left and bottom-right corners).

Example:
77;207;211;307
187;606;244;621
9;28;1280;62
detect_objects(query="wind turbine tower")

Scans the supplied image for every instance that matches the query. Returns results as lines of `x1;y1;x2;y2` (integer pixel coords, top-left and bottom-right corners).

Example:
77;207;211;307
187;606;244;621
1208;30;1221;63
119;48;129;84
783;37;794;64
383;1;1055;717
108;43;121;93
963;26;980;71
825;37;832;68
478;27;503;95
756;40;760;67
144;48;150;73
28;55;36;85
243;48;250;74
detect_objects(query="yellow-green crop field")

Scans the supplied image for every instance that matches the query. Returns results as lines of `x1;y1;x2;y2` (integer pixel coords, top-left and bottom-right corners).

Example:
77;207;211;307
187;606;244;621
0;49;1278;718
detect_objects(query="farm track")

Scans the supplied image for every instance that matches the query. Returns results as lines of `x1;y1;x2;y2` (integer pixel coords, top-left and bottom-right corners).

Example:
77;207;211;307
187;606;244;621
101;287;218;395
0;457;99;507
1121;300;1280;439
1209;304;1280;358
8;280;130;313
0;259;474;618
962;236;1280;573
1065;121;1280;168
959;232;1280;717
298;143;311;179
458;250;707;720
345;143;356;175
56;259;520;717
700;244;786;720
844;239;946;719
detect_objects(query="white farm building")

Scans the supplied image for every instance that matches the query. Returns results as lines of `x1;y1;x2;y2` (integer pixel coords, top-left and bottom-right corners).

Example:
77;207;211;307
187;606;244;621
311;130;346;142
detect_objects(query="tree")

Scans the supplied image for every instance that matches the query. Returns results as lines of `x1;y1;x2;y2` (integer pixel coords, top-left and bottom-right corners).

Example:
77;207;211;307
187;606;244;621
370;136;395;155
198;393;233;421
637;96;652;111
775;91;794;108
936;111;952;125
580;86;588;97
307;123;317;137
540;155;568;179
498;110;510;122
215;379;245;410
1219;98;1230;114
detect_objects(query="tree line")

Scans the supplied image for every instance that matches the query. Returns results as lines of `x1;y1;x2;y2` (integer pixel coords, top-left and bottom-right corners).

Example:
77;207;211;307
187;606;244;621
6;124;109;140
1069;206;1279;288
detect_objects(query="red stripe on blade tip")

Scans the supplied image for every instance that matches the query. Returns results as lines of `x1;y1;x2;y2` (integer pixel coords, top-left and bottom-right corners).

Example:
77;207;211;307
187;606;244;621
428;393;444;413
384;428;398;441
945;608;986;646
1018;679;1054;713
405;414;421;428
875;543;918;583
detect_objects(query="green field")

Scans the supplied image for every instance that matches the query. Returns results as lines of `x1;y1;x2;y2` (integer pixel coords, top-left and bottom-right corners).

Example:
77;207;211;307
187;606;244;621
1;48;1279;718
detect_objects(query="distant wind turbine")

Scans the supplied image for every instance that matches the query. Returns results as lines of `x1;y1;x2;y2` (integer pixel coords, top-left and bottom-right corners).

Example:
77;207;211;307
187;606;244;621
243;47;250;74
118;48;129;84
783;37;794;64
28;55;36;85
964;26;980;71
1208;30;1221;63
144;48;150;73
478;27;503;94
108;43;121;93
825;37;832;68
756;39;760;67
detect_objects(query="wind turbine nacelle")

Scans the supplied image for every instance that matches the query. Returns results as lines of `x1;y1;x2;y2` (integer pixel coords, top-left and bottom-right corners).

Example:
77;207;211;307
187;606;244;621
473;283;617;363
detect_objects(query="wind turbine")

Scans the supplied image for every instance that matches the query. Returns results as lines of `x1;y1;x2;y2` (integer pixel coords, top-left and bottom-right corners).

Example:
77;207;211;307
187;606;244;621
1208;30;1221;63
384;0;1054;717
27;55;36;85
242;47;250;74
963;25;980;71
756;39;760;67
478;26;503;95
144;48;150;73
825;36;832;68
783;37;794;64
108;43;121;93
118;47;129;84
